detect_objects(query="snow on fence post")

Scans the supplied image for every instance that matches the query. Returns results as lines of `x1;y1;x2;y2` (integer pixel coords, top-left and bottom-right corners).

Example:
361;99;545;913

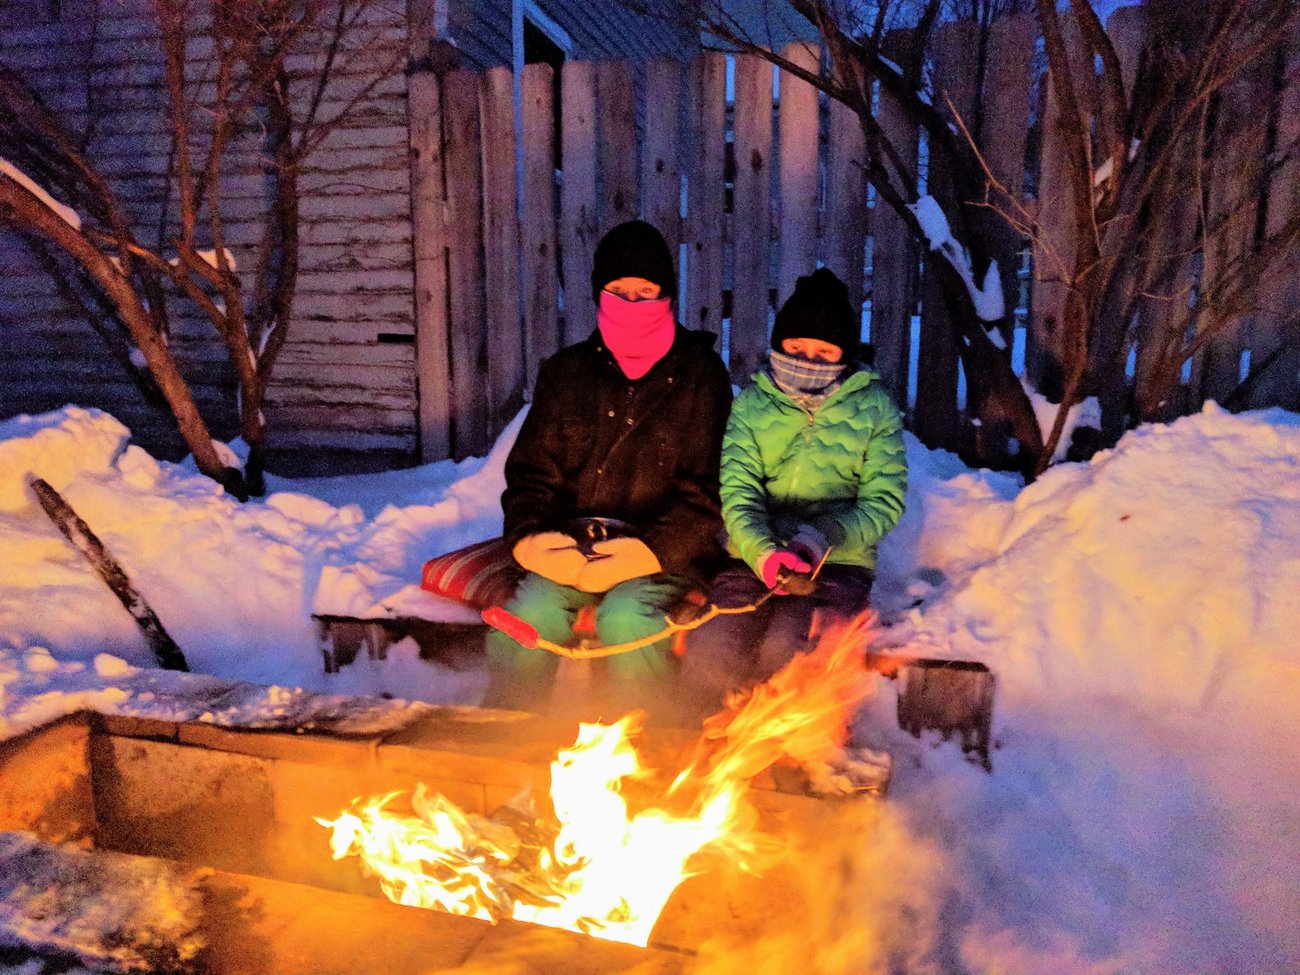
730;53;775;385
641;57;684;257
560;60;599;346
777;41;821;307
684;52;727;339
442;69;489;460
822;96;868;323
869;29;920;412
1199;31;1277;408
597;59;639;232
407;69;452;463
915;19;979;449
520;62;560;393
481;66;526;435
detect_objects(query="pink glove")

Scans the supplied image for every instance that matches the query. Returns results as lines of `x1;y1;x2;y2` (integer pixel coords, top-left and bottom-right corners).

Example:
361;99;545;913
759;549;812;592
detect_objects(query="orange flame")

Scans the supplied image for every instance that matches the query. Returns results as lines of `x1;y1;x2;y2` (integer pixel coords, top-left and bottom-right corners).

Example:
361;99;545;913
317;611;881;947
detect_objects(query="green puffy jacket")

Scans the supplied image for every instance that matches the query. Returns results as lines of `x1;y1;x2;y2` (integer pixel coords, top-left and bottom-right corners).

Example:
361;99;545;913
721;367;907;575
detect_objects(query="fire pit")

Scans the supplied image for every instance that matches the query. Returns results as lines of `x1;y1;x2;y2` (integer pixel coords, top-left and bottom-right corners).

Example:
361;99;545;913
0;693;883;973
0;629;883;972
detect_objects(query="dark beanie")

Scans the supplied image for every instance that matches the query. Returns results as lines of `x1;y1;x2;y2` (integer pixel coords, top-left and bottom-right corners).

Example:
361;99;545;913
590;220;677;303
770;267;858;355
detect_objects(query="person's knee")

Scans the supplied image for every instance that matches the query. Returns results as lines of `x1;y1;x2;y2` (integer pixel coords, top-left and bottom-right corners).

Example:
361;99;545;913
595;578;683;644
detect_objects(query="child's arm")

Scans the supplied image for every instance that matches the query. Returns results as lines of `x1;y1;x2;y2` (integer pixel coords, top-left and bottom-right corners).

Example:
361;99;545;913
808;383;908;554
720;396;779;576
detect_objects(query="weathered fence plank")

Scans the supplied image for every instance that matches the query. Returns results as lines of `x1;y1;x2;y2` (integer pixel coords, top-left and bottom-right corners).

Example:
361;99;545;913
731;53;775;383
1199;38;1274;406
597;59;638;230
1251;24;1300;410
560;60;599;345
407;70;451;462
443;70;488;458
916;20;978;447
870;30;920;409
641;57;683;254
980;12;1035;339
823;96;867;320
480;66;525;434
684;52;727;338
1029;12;1093;399
777;42;821;305
520;62;559;390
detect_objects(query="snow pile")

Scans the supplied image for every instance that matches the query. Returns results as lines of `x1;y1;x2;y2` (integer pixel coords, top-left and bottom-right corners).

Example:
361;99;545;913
888;402;1300;713
0;406;512;697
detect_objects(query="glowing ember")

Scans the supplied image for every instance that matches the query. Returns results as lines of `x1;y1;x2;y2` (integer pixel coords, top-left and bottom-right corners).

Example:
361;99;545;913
317;612;880;947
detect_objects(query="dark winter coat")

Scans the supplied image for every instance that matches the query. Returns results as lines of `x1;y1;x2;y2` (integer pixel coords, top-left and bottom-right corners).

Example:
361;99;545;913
501;326;733;584
722;367;907;574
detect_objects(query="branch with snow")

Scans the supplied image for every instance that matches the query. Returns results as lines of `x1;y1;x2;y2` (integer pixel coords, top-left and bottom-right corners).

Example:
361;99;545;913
907;195;1006;337
0;157;82;230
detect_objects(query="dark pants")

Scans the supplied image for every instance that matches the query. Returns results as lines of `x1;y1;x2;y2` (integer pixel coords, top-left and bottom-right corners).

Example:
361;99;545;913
677;560;874;721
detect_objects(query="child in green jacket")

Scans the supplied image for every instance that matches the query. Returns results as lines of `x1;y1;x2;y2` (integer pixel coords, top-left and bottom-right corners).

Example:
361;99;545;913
679;268;907;718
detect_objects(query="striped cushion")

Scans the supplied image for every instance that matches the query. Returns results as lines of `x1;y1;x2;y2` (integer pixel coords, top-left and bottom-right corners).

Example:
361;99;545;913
420;537;521;610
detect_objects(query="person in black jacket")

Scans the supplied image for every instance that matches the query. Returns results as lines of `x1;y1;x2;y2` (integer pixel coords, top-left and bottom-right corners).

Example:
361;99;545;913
484;220;732;716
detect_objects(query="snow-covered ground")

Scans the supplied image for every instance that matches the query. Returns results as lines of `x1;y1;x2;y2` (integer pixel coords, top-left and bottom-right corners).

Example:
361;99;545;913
1;403;1297;973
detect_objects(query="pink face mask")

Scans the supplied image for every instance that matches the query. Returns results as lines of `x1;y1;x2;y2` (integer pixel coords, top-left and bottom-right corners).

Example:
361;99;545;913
597;291;675;380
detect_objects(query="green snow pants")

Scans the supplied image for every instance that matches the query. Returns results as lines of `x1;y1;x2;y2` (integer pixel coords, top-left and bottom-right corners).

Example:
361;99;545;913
482;571;691;718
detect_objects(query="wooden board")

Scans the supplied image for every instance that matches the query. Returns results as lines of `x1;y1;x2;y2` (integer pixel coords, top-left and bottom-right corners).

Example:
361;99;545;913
823;96;868;321
560;60;599;345
684;52;727;338
520;62;560;391
407;70;451;462
915;20;979;447
870;29;920;410
597;59;638;231
730;53;775;383
641;57;684;254
777;42;821;304
442;70;488;459
480;66;526;433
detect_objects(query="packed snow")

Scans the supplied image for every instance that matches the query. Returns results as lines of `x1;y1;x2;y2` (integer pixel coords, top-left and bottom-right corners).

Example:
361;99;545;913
0;402;1297;973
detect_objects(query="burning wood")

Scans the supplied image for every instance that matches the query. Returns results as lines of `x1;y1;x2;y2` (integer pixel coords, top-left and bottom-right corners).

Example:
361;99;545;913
316;613;885;947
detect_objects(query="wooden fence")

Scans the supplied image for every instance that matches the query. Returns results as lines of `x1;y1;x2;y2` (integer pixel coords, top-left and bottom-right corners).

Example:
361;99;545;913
411;11;1300;462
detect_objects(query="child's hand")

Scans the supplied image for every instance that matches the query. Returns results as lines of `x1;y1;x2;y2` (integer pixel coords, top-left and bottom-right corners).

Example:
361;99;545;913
760;549;812;593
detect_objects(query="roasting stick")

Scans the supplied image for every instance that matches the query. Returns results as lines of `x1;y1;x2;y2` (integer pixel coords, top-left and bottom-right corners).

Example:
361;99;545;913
483;549;833;660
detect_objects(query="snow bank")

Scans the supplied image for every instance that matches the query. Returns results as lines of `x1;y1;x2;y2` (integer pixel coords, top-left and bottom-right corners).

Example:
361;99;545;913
890;403;1300;712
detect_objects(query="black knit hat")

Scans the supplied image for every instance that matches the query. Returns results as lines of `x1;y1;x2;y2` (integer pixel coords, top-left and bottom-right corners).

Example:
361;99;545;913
770;267;858;355
590;220;677;303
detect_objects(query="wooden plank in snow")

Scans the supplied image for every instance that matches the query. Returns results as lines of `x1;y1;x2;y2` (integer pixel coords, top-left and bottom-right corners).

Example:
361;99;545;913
560;60;599;345
481;66;527;434
684;52;726;339
777;42;821;306
407;70;452;462
597;59;638;231
443;69;489;459
641;57;683;254
870;29;920;410
730;53;775;383
520;62;560;392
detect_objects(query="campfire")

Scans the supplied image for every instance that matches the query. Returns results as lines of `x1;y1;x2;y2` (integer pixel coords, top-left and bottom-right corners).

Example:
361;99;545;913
317;612;884;947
